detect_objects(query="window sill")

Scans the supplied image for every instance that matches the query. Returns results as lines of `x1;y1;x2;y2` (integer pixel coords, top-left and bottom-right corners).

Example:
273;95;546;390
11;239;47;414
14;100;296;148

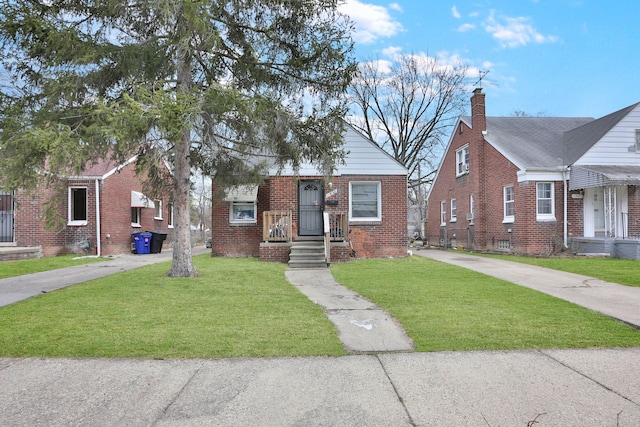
536;216;556;223
131;223;142;228
502;218;514;224
230;221;257;226
450;218;457;223
68;221;87;227
154;217;163;221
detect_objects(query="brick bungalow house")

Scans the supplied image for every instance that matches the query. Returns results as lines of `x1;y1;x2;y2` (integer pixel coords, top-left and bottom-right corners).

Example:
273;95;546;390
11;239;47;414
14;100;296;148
426;88;640;259
211;123;408;266
0;156;173;260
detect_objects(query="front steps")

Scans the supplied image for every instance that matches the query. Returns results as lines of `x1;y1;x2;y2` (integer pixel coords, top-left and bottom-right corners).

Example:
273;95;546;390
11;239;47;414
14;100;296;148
288;239;327;269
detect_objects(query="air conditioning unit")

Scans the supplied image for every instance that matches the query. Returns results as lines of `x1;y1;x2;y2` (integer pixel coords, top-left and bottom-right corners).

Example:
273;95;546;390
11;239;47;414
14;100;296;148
464;164;469;171
466;213;474;220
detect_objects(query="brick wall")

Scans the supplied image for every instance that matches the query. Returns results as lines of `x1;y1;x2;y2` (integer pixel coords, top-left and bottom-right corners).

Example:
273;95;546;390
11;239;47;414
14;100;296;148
211;181;266;258
13;160;172;257
99;162;172;256
213;174;408;262
14;187;67;257
427;88;567;255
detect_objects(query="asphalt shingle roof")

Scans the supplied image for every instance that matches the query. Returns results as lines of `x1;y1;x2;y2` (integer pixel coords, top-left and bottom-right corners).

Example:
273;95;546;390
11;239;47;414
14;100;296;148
460;101;640;170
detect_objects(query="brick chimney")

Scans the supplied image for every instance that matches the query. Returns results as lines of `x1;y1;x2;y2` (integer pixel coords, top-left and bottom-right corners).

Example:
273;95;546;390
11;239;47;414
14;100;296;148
471;88;486;132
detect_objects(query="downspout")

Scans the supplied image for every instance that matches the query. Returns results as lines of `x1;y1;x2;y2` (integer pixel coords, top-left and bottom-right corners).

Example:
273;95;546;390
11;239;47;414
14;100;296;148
563;167;568;248
95;178;101;257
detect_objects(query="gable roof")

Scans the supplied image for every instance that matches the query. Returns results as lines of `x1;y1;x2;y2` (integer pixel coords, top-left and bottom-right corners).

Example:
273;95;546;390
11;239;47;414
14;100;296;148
564;102;640;163
461;116;594;169
270;122;407;176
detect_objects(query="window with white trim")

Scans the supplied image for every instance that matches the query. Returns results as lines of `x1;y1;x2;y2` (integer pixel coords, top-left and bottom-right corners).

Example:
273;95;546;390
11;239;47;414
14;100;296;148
154;200;163;220
168;202;174;228
503;185;514;223
469;194;474;221
536;182;554;220
349;181;381;221
456;145;469;176
450;199;457;222
440;201;446;225
230;201;257;224
68;187;88;226
131;207;142;227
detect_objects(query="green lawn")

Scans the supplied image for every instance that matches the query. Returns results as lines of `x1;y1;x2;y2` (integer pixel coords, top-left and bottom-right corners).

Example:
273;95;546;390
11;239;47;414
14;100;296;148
0;254;106;279
473;253;640;287
0;256;344;359
331;257;640;352
2;255;640;359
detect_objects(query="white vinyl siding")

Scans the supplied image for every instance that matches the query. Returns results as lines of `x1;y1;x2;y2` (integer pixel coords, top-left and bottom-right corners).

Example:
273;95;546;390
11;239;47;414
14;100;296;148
575;104;640;166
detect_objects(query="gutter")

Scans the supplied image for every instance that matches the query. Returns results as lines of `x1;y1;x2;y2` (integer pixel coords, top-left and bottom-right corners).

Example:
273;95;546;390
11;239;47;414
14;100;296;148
95;178;101;257
562;167;569;248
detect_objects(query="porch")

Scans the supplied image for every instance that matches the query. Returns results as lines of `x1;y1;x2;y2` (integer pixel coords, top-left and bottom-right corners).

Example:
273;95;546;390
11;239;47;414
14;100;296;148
260;210;353;264
569;237;640;260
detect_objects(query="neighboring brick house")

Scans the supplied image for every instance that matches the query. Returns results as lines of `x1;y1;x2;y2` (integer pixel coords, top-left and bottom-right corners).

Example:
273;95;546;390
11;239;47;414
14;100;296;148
0;156;173;260
427;88;640;259
211;123;409;265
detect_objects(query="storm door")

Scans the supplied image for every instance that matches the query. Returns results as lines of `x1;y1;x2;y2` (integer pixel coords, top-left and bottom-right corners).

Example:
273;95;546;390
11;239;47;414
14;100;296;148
0;190;14;243
298;180;323;236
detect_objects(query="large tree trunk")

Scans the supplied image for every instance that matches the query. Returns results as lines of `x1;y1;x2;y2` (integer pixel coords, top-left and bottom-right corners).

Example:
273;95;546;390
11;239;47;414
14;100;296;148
168;44;198;277
168;128;198;277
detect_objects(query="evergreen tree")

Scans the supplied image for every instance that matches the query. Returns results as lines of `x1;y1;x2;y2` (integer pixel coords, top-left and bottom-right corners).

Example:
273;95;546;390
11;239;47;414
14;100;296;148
0;0;355;276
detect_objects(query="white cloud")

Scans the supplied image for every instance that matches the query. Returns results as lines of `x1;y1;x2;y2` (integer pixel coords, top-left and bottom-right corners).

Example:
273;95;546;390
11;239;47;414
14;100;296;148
457;23;475;32
452;6;461;19
339;0;404;44
389;3;403;13
484;11;559;48
381;46;403;57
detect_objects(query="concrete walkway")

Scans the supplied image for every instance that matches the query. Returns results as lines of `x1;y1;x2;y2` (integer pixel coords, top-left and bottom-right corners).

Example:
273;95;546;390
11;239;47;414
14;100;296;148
415;248;640;328
286;269;414;353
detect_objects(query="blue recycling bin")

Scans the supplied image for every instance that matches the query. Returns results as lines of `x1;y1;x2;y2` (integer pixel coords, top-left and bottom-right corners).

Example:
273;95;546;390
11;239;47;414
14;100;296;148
132;233;152;255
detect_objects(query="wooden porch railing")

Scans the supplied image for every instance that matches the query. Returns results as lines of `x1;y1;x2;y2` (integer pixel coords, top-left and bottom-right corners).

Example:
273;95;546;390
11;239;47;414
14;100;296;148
262;210;348;242
327;212;348;241
263;210;292;242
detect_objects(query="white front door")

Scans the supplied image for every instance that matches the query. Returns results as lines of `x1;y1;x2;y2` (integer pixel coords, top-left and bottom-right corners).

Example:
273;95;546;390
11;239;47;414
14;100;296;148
584;186;628;238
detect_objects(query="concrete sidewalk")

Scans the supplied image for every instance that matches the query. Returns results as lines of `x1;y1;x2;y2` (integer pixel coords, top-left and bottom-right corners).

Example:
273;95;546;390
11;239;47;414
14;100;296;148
415;248;640;328
1;349;639;426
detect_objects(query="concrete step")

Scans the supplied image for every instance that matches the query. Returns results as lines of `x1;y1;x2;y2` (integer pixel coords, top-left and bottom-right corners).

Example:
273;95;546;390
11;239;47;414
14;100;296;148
289;241;327;268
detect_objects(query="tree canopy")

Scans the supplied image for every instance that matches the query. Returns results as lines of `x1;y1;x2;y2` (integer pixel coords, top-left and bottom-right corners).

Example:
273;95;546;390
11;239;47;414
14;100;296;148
0;0;356;276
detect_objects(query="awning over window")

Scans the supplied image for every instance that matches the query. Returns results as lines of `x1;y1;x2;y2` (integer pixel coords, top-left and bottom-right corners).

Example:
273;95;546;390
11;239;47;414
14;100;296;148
223;185;259;202
570;165;640;190
131;191;155;208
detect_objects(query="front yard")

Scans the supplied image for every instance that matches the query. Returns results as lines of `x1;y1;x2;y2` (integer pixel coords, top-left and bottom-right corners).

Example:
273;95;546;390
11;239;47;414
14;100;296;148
1;255;639;358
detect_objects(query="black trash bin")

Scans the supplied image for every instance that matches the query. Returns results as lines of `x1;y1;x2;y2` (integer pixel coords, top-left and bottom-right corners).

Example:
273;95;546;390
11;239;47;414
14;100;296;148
148;231;168;254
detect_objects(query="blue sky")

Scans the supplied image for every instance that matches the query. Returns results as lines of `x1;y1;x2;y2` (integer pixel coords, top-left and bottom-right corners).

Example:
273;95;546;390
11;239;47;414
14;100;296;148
339;0;640;119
